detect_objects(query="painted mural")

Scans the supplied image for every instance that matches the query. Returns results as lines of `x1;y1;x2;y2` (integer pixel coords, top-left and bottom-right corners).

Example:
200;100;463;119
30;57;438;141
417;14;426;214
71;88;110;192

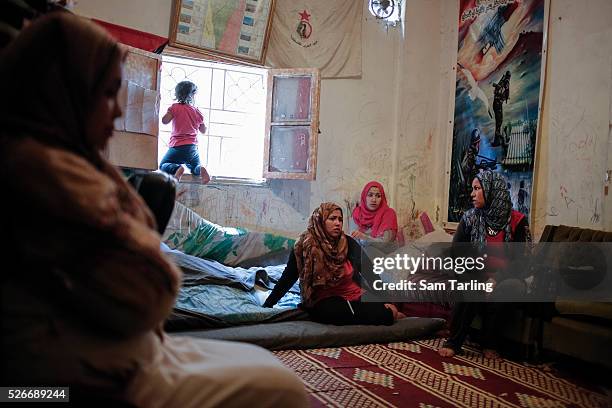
447;0;547;223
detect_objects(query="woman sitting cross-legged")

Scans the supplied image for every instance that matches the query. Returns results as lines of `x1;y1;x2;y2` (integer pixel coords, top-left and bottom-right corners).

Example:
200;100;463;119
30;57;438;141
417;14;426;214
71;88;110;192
351;181;399;244
438;170;532;359
263;202;405;325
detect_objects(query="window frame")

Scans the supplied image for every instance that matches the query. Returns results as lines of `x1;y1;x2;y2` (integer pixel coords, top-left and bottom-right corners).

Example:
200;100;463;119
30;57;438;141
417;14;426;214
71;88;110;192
117;48;323;183
106;45;161;170
158;54;268;183
263;68;321;180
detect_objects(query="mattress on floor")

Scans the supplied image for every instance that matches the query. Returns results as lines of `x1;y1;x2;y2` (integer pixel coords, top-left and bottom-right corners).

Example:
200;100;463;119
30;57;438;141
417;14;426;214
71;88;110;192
173;317;445;350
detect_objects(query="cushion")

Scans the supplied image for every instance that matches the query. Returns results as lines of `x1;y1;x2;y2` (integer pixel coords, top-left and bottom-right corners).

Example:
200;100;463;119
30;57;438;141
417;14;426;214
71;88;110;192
414;228;454;244
551;225;612;243
175;317;445;350
555;301;612;321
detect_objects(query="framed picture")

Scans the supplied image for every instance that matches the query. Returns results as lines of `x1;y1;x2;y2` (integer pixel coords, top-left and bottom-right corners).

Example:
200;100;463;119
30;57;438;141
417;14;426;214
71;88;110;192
169;0;276;65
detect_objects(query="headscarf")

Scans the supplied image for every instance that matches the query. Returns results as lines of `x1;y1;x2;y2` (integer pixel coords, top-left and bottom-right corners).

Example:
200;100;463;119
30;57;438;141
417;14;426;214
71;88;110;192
294;203;348;306
0;14;180;334
0;13;157;227
462;170;513;242
352;181;398;238
2;13;122;165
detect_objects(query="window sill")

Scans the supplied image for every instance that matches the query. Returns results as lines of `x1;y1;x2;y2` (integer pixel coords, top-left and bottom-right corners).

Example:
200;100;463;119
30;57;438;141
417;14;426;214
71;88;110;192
178;174;267;187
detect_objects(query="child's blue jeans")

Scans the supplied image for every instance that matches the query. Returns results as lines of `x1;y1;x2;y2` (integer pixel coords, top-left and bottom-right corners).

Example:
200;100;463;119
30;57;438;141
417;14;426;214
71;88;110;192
159;144;201;176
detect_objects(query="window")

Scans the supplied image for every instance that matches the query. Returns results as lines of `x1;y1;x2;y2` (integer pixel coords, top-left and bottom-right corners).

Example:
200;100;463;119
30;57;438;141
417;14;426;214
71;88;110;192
159;56;320;182
264;68;320;180
159;56;267;181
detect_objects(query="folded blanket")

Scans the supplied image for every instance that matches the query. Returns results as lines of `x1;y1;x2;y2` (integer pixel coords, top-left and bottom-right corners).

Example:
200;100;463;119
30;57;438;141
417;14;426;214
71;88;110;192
162;243;299;293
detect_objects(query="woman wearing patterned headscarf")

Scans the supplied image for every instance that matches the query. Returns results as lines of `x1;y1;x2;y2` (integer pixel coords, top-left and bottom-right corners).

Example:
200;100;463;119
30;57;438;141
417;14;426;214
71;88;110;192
438;170;531;359
0;13;307;406
351;181;399;243
264;202;403;325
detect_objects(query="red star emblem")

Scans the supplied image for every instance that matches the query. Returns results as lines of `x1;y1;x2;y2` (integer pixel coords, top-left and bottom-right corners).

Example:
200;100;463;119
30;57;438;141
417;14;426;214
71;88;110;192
298;10;310;21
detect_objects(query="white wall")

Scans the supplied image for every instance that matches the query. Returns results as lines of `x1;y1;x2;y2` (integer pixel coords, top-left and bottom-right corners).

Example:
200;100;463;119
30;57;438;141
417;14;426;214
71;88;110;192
393;0;444;226
75;0;171;37
532;0;612;235
76;0;612;237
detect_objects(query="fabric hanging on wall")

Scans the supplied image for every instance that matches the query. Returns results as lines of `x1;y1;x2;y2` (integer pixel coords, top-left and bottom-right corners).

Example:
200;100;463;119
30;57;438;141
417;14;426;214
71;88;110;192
92;18;167;53
265;0;362;79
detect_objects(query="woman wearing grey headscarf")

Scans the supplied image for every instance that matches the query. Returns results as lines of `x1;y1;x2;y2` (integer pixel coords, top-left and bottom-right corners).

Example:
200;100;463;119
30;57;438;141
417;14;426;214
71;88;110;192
439;170;531;359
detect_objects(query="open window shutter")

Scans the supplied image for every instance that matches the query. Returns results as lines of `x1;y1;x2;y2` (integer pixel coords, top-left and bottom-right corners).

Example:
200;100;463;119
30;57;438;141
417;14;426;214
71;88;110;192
103;46;161;170
263;68;320;180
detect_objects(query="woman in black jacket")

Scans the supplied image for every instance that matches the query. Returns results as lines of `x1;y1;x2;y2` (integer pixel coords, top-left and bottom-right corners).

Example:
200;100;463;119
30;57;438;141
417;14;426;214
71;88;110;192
438;170;532;359
264;202;403;325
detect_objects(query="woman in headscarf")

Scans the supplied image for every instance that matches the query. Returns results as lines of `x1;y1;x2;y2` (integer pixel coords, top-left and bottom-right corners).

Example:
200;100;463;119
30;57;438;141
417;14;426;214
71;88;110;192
351;181;399;244
438;170;531;359
0;13;307;406
264;203;403;325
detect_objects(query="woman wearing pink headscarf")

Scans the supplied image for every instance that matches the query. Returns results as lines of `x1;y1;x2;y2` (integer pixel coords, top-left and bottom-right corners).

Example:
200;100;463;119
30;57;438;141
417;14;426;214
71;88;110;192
351;181;399;243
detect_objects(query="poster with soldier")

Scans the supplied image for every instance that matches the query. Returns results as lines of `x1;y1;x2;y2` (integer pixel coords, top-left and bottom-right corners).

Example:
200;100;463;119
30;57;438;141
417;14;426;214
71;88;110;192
447;0;547;223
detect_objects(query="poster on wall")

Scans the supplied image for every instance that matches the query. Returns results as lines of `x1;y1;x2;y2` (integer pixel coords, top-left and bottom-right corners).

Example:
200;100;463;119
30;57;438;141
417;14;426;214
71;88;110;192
447;0;548;223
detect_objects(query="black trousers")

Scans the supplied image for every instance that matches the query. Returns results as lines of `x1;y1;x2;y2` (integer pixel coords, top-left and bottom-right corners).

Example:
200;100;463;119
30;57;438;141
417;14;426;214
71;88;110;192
308;296;394;326
443;302;505;353
443;278;527;353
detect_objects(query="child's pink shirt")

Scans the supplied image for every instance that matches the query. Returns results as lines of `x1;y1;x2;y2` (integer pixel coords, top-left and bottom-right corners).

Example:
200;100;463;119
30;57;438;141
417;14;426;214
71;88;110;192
168;103;204;147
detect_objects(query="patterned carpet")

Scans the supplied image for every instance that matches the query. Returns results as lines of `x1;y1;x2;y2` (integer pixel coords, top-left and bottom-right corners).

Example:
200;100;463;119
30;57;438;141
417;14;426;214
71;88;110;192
273;338;611;408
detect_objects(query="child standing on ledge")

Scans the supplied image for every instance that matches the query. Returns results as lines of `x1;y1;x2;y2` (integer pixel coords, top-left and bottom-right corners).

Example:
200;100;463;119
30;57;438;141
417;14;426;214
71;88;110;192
160;80;211;183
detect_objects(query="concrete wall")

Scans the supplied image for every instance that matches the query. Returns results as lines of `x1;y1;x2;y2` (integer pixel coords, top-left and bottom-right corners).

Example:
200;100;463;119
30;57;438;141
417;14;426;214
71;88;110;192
76;0;611;238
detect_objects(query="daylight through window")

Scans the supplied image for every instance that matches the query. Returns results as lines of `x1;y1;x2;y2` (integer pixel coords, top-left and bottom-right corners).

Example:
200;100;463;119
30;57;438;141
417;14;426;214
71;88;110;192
159;55;267;181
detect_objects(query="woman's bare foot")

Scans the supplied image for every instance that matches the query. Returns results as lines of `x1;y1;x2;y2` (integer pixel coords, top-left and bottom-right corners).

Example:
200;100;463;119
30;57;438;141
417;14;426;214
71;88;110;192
438;347;456;358
384;303;399;321
436;328;451;338
200;166;211;184
483;349;500;359
174;165;185;182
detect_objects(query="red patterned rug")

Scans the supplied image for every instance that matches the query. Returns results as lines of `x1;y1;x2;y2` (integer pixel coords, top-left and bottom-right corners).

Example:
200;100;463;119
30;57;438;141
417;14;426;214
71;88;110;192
273;338;611;408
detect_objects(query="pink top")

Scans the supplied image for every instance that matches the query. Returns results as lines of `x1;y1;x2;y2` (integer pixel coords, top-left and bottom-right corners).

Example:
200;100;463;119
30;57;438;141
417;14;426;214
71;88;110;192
167;103;204;147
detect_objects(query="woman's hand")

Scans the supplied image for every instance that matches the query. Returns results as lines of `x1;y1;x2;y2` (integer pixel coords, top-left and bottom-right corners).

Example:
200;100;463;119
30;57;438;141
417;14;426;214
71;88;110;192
351;230;367;239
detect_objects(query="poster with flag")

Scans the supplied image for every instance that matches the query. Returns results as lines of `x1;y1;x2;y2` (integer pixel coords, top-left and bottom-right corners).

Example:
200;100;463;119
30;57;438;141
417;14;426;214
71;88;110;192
447;0;548;223
265;0;362;79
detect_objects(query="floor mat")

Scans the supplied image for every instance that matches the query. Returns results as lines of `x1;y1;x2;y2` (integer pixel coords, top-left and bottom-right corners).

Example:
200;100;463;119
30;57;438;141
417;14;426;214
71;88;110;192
273;338;611;408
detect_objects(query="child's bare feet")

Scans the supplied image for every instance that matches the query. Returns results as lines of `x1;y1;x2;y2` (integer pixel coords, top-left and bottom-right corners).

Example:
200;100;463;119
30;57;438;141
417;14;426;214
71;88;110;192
483;349;500;359
438;347;456;358
200;166;210;184
174;165;185;181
